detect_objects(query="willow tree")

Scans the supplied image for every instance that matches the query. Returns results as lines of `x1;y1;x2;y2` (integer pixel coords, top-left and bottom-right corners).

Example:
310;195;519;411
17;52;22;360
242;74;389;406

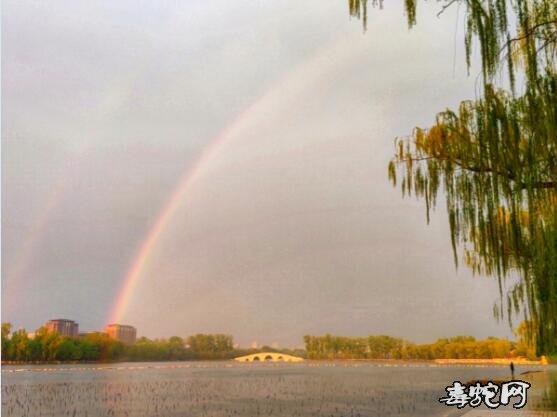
350;0;556;355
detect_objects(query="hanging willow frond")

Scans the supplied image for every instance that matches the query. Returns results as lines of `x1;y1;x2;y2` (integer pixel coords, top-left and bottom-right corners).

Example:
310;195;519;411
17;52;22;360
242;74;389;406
391;78;556;355
349;0;557;355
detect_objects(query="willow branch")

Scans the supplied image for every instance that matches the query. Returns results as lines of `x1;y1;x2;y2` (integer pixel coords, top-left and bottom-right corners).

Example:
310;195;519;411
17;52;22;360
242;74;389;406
395;156;555;190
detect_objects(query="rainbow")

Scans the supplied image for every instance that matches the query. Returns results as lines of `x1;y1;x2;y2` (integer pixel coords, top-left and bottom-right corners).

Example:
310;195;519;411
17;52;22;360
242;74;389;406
107;99;263;323
4;181;67;314
108;31;363;324
4;145;91;316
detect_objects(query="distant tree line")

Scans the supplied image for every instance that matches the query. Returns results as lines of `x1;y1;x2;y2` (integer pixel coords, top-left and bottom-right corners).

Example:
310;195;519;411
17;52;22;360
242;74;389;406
3;321;538;363
304;332;537;360
2;324;125;362
126;334;236;361
0;323;304;363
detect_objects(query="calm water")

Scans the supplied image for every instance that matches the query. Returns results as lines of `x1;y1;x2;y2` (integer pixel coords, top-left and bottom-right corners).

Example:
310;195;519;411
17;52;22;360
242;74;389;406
2;361;555;417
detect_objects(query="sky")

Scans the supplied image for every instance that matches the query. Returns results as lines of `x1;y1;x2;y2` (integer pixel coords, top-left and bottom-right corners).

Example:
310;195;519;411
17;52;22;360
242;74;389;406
2;0;516;347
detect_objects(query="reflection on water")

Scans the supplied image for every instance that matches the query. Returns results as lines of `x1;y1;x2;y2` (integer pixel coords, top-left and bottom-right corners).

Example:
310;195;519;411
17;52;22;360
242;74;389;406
2;362;555;417
529;369;557;411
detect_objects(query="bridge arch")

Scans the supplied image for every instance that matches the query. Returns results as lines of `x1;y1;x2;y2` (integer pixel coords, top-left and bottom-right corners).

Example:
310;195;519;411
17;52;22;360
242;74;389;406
234;352;304;362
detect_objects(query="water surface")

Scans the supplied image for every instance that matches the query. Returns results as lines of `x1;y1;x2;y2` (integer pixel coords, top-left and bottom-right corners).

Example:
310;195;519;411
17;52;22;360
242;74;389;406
2;361;555;417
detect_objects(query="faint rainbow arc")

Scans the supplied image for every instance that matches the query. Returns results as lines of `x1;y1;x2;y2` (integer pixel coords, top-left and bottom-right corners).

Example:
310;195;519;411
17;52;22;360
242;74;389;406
4;181;66;313
108;32;361;324
4;145;90;316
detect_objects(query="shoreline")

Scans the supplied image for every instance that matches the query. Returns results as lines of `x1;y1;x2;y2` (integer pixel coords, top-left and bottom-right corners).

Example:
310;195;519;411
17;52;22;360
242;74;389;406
2;358;550;366
433;358;548;366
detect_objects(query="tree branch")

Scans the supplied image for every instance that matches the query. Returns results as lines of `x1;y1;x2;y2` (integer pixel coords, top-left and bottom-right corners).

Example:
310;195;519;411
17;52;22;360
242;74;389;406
436;0;459;18
499;20;557;54
394;156;555;190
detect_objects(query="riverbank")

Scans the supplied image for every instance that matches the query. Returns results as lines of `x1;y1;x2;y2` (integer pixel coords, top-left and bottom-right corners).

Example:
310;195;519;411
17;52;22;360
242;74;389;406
2;357;549;366
434;357;548;366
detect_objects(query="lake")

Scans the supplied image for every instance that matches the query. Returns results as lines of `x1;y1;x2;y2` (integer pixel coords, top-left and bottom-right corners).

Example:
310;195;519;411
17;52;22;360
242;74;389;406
2;362;555;417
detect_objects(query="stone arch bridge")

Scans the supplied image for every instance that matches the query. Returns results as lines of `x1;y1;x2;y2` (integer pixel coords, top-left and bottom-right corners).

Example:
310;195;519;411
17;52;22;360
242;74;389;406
234;352;304;362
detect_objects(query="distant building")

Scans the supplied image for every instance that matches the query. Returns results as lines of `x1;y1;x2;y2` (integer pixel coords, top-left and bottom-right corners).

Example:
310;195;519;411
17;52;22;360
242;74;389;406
104;324;137;344
44;319;79;337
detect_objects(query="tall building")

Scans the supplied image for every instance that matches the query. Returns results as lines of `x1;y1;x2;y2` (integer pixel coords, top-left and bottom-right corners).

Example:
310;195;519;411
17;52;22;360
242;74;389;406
44;319;79;337
104;324;137;344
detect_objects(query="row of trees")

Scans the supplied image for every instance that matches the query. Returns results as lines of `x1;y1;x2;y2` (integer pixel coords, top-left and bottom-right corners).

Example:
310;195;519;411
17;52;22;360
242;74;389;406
125;334;236;361
3;322;537;362
304;335;404;360
1;323;241;362
304;333;536;360
1;323;306;363
2;324;124;362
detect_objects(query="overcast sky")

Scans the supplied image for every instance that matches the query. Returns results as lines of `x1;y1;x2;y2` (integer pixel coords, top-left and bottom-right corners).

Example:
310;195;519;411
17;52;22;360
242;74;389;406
2;0;515;347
